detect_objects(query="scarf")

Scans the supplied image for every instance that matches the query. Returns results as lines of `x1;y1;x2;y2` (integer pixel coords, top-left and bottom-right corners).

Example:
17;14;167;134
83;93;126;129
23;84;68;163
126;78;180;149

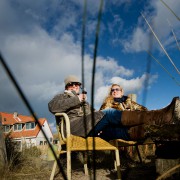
114;96;128;103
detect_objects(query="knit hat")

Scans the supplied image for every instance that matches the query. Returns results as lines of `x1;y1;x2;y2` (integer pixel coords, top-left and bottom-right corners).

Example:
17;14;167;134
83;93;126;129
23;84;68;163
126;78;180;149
64;75;81;87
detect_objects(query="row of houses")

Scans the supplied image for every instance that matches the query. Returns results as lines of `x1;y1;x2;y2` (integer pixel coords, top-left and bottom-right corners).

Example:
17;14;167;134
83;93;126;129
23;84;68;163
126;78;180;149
0;112;54;151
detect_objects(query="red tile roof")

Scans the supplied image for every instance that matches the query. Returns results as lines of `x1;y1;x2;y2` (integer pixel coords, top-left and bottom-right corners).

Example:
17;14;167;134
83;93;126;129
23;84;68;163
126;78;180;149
0;112;47;139
0;112;44;125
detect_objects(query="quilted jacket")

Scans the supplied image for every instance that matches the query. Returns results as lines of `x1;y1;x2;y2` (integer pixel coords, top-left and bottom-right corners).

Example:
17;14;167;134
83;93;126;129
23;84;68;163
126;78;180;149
48;91;104;137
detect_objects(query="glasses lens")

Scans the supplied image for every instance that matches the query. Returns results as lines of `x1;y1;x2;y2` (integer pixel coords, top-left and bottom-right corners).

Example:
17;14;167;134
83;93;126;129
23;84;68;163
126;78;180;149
111;88;121;92
68;82;81;87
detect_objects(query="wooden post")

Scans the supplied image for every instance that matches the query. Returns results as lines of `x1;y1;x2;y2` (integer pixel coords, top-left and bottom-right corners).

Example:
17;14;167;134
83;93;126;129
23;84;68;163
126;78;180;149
0;120;7;168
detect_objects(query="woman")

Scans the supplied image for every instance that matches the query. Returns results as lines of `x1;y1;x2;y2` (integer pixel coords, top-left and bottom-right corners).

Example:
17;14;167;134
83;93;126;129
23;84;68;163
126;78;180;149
100;84;147;111
99;84;148;165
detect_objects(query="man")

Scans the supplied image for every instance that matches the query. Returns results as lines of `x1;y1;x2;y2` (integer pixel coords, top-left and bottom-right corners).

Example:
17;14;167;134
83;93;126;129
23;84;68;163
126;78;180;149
48;75;180;141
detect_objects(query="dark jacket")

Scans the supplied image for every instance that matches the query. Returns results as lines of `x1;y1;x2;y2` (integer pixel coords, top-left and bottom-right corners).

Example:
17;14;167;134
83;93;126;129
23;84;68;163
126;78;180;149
48;90;104;137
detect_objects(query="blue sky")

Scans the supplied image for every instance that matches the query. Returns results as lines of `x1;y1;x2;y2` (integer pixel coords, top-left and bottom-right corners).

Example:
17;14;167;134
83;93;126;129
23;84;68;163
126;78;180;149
0;0;179;132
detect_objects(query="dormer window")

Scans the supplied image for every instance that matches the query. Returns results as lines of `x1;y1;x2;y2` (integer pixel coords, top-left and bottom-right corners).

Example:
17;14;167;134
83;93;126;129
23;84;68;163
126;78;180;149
4;125;11;132
26;122;35;130
14;124;22;131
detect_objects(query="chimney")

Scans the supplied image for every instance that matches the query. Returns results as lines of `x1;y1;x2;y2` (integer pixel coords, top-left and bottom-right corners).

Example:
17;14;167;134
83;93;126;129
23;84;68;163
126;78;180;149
13;112;18;118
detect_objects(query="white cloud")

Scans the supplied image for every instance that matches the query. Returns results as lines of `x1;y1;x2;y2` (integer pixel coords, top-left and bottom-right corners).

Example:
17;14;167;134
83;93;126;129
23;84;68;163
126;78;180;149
96;57;134;77
49;122;56;133
123;0;180;52
123;27;149;52
95;86;111;106
110;73;158;93
153;0;180;38
27;81;64;101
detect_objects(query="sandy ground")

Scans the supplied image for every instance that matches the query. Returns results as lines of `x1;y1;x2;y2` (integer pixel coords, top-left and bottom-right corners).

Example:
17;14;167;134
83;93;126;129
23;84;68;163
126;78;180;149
53;163;157;180
51;152;158;180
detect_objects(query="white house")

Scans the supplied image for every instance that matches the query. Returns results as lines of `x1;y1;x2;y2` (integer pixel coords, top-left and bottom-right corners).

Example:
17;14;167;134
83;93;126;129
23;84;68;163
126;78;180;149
0;112;53;151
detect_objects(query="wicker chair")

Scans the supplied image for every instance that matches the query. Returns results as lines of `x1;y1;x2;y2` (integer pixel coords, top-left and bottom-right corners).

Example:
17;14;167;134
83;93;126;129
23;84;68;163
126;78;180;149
50;113;121;180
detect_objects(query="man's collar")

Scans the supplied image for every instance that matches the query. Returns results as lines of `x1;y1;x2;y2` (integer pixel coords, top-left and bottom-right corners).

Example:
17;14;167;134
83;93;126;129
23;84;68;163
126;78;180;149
64;90;79;96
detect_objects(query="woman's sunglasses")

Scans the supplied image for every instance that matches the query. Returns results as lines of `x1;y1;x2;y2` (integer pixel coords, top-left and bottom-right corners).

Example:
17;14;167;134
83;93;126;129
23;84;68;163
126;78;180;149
111;88;121;92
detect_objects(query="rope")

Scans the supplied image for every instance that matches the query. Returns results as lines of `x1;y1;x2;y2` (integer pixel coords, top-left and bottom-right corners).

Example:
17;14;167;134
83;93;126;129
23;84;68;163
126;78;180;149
146;50;180;86
141;13;180;75
167;19;180;51
160;0;180;21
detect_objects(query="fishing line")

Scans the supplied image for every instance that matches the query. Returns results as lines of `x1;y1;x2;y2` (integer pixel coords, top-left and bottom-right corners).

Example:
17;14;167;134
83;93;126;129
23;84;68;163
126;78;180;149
141;13;180;75
160;0;180;21
146;50;180;86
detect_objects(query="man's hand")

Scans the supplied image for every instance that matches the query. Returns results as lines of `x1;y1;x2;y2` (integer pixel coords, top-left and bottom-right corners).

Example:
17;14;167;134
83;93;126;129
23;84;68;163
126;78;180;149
78;94;87;102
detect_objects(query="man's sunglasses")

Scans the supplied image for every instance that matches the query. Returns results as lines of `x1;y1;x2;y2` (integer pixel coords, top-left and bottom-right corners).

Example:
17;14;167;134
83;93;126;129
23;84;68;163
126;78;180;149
67;82;81;87
111;88;121;92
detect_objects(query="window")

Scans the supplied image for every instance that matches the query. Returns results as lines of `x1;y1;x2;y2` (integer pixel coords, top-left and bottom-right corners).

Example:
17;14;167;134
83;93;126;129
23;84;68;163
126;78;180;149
39;141;43;145
26;122;35;130
14;124;22;131
4;125;10;132
53;139;58;144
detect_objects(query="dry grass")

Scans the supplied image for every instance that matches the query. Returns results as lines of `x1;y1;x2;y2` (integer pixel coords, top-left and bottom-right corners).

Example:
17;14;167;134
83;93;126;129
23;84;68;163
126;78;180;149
0;138;164;179
1;137;52;180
